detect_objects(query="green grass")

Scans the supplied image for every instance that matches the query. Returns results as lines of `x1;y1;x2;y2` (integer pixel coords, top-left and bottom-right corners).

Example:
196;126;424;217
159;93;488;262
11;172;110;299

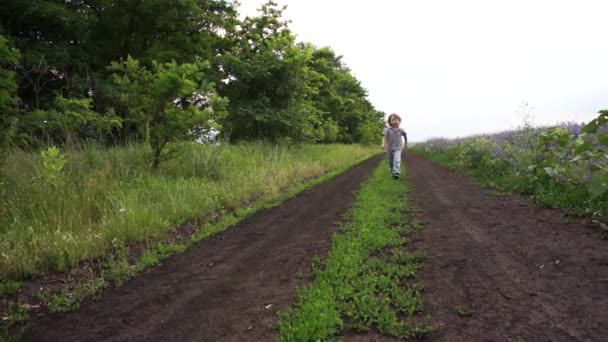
0;142;378;281
36;277;106;313
453;305;473;317
0;281;20;297
277;163;431;341
0;302;29;340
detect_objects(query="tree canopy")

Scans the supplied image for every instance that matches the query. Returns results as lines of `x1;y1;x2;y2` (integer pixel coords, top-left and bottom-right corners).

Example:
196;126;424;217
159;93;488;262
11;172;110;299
0;0;385;160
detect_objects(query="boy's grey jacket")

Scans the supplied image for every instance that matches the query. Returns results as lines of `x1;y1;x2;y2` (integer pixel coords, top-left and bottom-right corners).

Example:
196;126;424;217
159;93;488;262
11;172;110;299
384;127;407;151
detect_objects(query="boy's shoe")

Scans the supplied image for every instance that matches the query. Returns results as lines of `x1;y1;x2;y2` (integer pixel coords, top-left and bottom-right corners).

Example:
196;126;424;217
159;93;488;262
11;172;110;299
393;174;400;179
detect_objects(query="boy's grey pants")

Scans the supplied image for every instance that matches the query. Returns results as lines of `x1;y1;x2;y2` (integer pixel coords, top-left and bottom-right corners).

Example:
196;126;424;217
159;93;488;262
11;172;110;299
387;149;401;175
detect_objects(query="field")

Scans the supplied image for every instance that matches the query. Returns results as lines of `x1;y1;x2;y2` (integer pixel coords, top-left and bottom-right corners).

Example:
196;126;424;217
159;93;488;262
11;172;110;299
3;143;607;341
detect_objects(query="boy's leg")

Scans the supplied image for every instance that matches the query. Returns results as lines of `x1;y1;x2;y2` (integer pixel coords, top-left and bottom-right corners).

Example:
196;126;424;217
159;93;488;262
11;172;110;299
392;150;401;176
387;150;394;173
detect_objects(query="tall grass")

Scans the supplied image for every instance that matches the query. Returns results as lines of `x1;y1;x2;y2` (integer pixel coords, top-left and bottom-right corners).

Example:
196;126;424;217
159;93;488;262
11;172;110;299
0;142;378;281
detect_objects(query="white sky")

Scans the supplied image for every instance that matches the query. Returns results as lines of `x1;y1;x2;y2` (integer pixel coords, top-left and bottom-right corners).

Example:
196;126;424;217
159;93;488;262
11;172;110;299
239;0;608;142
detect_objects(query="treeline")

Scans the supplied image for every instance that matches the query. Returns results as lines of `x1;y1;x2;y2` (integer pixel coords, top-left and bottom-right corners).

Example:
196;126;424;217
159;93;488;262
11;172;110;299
0;0;384;161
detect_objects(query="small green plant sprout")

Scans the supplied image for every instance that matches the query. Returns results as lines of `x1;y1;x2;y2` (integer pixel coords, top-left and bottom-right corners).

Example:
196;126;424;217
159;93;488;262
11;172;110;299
40;146;66;187
453;305;473;317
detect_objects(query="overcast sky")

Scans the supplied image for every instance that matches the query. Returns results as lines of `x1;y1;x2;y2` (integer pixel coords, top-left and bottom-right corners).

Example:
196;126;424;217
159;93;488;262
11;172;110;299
239;0;608;142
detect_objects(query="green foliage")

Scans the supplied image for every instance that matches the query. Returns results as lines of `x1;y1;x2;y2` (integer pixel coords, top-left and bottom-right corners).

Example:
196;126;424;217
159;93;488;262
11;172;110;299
0;302;30;340
220;4;315;142
581;110;608;134
278;164;430;341
453;306;473;317
137;243;188;271
320;119;339;143
0;280;21;297
0;0;237;110
217;3;382;144
39;146;67;187
358;119;384;146
138;250;161;269
413;110;608;224
1;1;382;146
37;277;107;313
109;56;228;167
306;47;384;144
13;95;122;147
524;114;608;211
0;35;21;148
103;244;136;286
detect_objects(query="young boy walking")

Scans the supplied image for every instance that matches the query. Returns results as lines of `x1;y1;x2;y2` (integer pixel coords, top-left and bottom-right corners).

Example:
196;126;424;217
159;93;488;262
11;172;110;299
383;113;408;179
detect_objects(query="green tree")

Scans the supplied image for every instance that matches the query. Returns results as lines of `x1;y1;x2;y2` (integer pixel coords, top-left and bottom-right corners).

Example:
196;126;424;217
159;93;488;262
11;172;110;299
357;113;385;146
219;2;321;142
109;56;228;168
306;46;383;143
0;0;237;143
0;0;384;146
0;0;90;110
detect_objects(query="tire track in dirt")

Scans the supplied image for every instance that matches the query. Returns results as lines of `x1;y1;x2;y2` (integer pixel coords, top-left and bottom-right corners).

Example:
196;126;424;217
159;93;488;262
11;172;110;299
403;152;608;341
23;155;382;342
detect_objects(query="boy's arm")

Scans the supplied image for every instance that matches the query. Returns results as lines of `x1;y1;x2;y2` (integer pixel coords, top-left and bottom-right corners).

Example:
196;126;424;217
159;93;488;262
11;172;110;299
402;130;408;148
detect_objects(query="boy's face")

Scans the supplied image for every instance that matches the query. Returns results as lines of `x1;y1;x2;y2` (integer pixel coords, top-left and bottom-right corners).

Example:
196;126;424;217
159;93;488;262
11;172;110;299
389;116;400;127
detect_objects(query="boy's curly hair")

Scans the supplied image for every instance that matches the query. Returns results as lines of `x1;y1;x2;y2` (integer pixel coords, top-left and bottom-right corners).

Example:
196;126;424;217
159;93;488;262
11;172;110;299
387;113;401;124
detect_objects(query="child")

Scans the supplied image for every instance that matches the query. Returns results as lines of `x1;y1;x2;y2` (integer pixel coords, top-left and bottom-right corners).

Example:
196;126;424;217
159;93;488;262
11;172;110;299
383;113;408;179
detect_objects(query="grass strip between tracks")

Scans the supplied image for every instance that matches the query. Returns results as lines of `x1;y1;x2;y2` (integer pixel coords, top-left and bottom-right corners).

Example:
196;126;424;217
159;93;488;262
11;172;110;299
278;162;431;341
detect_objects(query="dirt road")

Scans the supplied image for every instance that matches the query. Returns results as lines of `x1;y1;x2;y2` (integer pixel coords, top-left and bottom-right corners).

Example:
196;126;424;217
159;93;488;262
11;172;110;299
23;151;608;341
23;156;382;342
